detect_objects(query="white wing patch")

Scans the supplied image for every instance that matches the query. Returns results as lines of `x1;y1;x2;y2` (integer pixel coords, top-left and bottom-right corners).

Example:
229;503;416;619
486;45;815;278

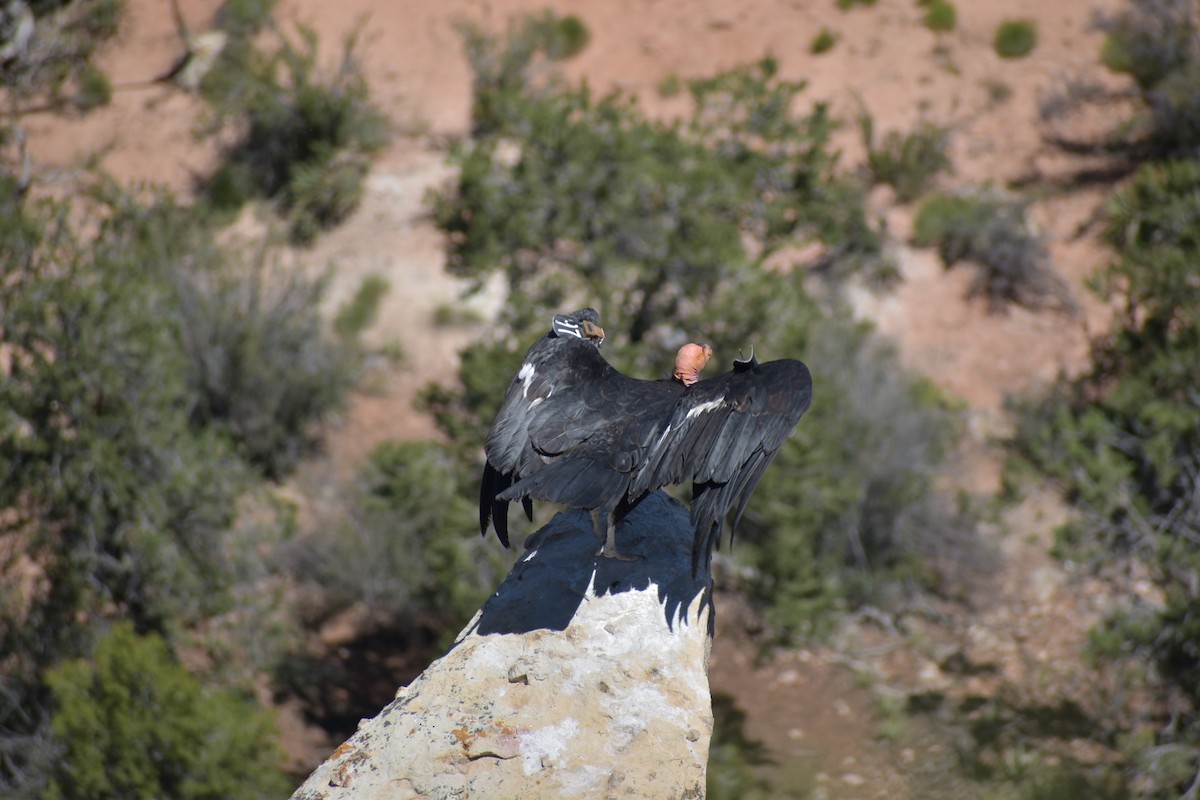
519;362;536;398
685;397;727;420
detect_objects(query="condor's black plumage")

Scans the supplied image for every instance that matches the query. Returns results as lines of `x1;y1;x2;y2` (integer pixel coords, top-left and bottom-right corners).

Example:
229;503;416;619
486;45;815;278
479;308;813;573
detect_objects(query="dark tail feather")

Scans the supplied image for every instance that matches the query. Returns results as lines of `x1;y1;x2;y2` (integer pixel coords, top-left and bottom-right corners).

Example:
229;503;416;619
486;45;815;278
479;463;513;548
687;450;776;575
726;451;772;549
689;484;725;577
522;496;534;522
479;463;497;535
691;516;721;578
493;500;511;549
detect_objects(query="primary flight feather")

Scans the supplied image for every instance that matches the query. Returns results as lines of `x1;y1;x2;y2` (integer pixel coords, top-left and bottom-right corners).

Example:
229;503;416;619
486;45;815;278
479;308;813;573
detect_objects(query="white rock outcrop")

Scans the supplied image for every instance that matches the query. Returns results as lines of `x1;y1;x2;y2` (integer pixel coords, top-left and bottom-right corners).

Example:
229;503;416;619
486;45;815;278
291;491;714;800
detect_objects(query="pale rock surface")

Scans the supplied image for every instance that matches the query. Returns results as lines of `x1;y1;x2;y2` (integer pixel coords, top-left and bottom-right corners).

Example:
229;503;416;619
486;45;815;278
291;491;714;800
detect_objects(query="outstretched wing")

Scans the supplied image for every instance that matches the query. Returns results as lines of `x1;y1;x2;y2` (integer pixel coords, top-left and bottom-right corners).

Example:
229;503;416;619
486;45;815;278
629;358;813;571
481;332;812;573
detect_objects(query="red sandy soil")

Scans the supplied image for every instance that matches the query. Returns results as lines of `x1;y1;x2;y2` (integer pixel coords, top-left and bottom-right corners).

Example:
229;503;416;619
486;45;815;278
23;0;1138;794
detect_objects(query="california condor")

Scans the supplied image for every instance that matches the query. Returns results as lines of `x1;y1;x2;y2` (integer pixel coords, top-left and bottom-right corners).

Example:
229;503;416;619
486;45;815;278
479;308;813;573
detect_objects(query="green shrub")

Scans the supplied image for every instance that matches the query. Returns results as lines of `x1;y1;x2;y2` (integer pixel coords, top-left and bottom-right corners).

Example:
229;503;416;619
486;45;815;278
177;254;362;476
44;622;286;800
657;73;684;97
288;441;507;628
735;308;973;635
923;0;957;33
994;20;1037;59
204;160;254;210
334;274;390;340
91;186;364;478
1044;0;1200;159
457;12;600;138
202;25;390;243
913;189;1074;312
435;50;886;343
0;168;367;791
1104;0;1200;158
537;12;590;59
1011;158;1200;799
0;0;123;109
0;176;244;792
214;0;277;38
983;78;1013;106
1144;60;1200;156
74;63;112;109
1099;0;1195;91
810;28;837;54
0;179;247;653
836;0;877;8
860;114;953;202
284;150;373;244
431;302;483;328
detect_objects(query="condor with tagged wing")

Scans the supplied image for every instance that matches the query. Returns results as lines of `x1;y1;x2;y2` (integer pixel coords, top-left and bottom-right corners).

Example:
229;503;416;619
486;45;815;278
479;308;812;573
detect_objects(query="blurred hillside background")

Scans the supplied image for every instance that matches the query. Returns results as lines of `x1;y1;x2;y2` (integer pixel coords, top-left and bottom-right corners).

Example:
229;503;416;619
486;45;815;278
2;0;1199;797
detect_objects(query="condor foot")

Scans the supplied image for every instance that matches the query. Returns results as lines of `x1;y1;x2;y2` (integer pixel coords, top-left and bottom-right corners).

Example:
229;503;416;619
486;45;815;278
596;544;639;561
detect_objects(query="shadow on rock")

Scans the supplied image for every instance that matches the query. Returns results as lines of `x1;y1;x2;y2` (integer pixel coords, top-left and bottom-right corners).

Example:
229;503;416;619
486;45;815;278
468;491;713;637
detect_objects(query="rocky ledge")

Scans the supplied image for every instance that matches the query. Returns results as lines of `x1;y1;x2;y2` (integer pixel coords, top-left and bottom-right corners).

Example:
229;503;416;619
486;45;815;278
291;490;714;800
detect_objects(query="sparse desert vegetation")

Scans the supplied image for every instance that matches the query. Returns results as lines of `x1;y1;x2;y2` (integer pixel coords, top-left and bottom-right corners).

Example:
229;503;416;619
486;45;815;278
811;26;838;54
913;188;1075;312
921;0;957;33
860;114;953;202
994;19;1038;59
2;0;1199;798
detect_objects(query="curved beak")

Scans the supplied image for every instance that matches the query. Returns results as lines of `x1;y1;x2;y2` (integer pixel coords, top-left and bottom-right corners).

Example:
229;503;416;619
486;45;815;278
581;320;605;344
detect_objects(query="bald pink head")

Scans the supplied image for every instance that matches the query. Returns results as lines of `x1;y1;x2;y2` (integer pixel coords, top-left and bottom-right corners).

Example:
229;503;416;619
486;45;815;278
673;343;713;387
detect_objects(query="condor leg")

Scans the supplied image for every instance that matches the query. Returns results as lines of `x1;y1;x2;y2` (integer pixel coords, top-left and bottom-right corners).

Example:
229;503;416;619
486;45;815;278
591;508;637;561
